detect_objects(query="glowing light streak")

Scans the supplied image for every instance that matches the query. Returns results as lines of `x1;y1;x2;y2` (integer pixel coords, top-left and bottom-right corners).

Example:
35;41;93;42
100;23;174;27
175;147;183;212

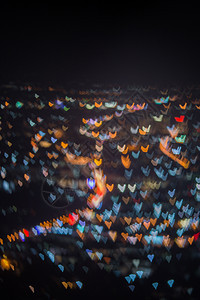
159;137;190;169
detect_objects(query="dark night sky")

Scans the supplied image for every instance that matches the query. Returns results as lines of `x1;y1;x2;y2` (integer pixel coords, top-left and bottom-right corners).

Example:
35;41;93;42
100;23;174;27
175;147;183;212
1;2;200;85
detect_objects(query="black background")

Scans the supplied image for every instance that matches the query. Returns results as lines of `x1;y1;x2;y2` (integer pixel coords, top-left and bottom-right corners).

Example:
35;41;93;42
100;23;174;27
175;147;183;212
1;1;200;86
